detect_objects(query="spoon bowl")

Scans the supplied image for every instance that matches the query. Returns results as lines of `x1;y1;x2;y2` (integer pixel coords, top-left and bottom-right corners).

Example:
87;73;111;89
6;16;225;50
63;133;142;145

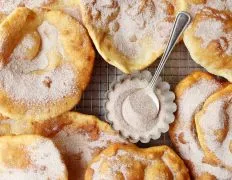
122;82;160;121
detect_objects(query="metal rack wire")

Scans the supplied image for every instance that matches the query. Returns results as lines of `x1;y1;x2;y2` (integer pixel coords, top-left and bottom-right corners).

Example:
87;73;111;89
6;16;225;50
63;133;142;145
75;43;204;146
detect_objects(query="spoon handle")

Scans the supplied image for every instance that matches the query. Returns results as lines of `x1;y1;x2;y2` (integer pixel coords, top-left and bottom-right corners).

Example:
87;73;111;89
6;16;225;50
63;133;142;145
149;11;191;88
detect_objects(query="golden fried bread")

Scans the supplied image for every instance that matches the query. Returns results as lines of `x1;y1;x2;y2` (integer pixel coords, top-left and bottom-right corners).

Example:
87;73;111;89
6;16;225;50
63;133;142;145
79;0;183;73
169;71;232;179
180;0;232;16
0;0;82;22
0;112;127;180
0;135;67;180
0;117;34;136
0;8;94;121
184;8;232;82
0;0;55;14
181;0;232;82
45;0;83;22
85;143;190;180
195;84;232;171
0;13;6;22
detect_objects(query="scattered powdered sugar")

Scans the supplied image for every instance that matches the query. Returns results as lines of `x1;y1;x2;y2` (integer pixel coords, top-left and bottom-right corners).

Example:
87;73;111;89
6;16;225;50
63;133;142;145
198;96;232;168
26;138;66;179
180;79;221;124
0;118;32;135
189;4;204;17
195;19;223;47
0;65;76;104
0;21;77;105
175;78;232;178
0;0;54;14
189;0;232;16
90;151;130;180
195;17;232;55
82;0;174;59
52;126;126;180
199;99;226;133
0;138;66;180
90;149;177;179
9;21;64;74
11;33;37;61
63;6;83;23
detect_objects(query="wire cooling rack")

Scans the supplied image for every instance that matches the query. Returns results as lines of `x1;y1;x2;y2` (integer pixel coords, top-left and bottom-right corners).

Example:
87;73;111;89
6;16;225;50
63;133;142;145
75;43;204;147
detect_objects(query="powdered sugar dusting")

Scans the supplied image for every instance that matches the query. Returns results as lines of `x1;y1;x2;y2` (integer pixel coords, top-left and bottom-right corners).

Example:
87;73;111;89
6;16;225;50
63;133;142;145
12;33;37;60
0;65;77;104
90;149;178;179
179;79;220;121
90;151;130;180
189;0;232;16
0;137;66;180
52;126;126;180
174;78;232;178
195;19;223;47
198;95;232;169
82;0;175;59
195;17;232;55
0;0;54;14
63;7;83;23
0;21;77;105
0;118;32;135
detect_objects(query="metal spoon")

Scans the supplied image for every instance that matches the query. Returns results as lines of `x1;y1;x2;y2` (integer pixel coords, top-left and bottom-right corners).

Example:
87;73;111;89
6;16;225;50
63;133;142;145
126;12;191;112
